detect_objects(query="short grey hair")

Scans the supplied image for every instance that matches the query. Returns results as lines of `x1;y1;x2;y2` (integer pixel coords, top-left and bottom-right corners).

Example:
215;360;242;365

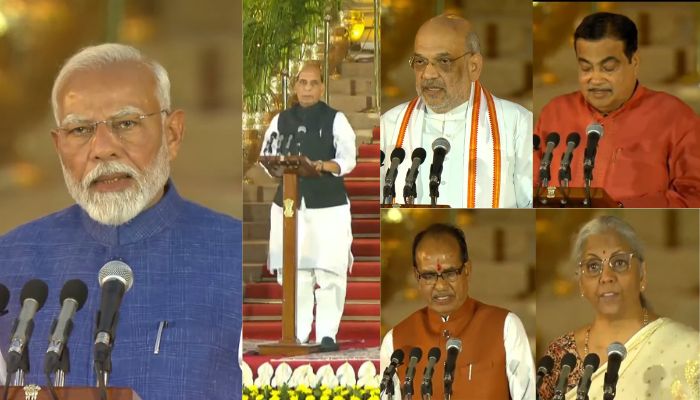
572;215;645;264
51;43;171;124
467;31;481;54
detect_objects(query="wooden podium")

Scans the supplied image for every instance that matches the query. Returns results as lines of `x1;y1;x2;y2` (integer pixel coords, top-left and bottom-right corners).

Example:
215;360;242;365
257;155;322;356
4;387;141;400
533;186;621;208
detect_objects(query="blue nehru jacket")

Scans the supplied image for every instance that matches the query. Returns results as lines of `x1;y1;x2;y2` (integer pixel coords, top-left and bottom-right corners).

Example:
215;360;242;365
0;181;242;399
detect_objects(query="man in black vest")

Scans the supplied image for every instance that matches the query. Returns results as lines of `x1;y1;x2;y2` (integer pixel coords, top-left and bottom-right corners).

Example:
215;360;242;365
259;62;356;352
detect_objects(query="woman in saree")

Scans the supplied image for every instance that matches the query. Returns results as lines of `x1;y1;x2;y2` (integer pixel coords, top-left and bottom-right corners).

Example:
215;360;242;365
539;215;699;400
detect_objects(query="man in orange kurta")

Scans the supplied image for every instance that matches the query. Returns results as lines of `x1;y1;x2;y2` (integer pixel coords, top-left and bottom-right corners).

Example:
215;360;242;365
379;223;534;399
535;12;700;207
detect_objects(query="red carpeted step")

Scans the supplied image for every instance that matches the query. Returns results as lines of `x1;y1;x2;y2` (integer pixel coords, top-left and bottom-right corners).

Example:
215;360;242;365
348;162;379;178
352;238;380;257
345;180;379;197
373;126;380;141
243;302;379;317
351;200;379;215
243;320;380;343
242;358;380;379
246;281;379;300
358;143;380;159
351;219;379;235
258;260;379;279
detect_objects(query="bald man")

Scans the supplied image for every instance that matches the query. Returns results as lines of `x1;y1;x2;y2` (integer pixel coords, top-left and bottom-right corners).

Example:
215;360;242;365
259;62;356;351
381;14;532;208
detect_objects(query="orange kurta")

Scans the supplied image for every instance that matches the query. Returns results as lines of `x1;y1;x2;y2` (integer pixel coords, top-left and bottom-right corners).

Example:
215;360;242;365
534;84;700;207
393;298;510;399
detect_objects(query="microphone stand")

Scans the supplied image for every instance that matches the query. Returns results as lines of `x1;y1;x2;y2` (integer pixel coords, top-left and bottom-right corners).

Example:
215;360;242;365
10;348;29;386
381;377;396;400
53;345;70;387
421;380;433;400
383;183;396;205
403;376;415;400
558;166;571;207
583;167;593;208
429;182;439;207
403;182;417;205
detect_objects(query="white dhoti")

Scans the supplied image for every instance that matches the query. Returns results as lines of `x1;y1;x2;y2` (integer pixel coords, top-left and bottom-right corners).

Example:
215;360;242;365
268;200;353;343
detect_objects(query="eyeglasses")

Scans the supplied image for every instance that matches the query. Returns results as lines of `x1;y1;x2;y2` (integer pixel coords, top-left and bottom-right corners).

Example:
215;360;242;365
578;252;636;277
55;110;168;146
409;51;472;73
415;265;465;285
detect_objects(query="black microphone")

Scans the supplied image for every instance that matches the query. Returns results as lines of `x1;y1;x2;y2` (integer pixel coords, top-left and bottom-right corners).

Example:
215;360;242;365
0;283;9;316
94;261;134;373
533;134;541;151
44;279;89;375
538;132;560;187
403;148;427;202
553;352;577;400
443;338;462;397
293;125;306;155
421;347;441;397
380;348;404;393
282;130;295;155
6;279;49;374
428;137;450;188
382;148;406;204
264;131;278;155
380;150;385;166
403;347;423;396
583;123;604;181
576;353;601;400
603;342;627;400
536;355;554;394
558;132;581;185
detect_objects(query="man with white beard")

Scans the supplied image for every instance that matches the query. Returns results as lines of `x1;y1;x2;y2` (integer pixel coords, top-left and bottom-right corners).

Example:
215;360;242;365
0;44;241;399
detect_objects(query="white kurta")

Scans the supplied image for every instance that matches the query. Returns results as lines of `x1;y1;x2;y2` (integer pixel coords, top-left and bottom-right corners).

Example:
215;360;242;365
380;82;533;208
260;111;357;275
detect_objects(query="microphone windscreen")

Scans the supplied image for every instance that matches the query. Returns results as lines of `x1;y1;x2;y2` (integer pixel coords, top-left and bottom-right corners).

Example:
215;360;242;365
533;135;541;150
99;260;134;291
607;342;627;359
586;122;604;138
431;137;451;153
409;347;423;361
427;347;441;362
537;355;554;373
566;132;581;147
60;279;89;310
390;348;405;364
583;353;600;370
390;148;406;163
0;284;9;311
411;148;427;163
446;338;462;352
561;352;577;369
20;279;48;310
545;132;561;147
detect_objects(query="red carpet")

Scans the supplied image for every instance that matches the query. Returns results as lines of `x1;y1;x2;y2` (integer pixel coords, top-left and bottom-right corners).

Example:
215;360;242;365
244;321;380;343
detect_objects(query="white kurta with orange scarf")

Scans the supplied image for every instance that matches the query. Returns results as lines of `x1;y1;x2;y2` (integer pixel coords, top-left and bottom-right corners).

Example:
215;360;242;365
380;81;532;208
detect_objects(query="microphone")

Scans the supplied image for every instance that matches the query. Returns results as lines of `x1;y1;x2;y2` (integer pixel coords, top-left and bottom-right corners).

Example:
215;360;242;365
94;261;134;374
603;342;627;400
380;150;385;166
558;132;581;185
421;347;441;397
576;353;601;400
428;137;450;187
382;148;406;204
553;352;577;400
0;283;9;316
264;131;278;155
294;125;306;155
538;132;560;187
380;349;404;393
403;148;427;203
6;279;49;374
533;134;541;151
443;338;462;398
402;347;423;396
282;130;295;155
536;355;554;394
583;123;604;181
44;279;89;375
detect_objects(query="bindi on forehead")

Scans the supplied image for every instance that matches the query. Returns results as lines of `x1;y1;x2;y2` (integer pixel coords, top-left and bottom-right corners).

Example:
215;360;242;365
436;262;442;272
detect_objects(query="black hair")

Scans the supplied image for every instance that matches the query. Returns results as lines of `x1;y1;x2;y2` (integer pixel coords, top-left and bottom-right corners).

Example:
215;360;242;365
412;223;469;268
574;12;638;62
